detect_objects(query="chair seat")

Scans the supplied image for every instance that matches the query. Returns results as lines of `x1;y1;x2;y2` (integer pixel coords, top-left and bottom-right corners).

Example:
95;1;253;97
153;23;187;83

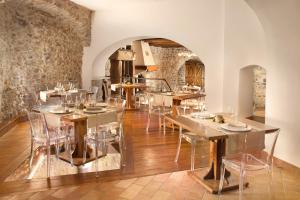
223;153;269;172
33;131;71;144
105;121;120;130
86;130;118;142
150;106;172;115
182;132;205;143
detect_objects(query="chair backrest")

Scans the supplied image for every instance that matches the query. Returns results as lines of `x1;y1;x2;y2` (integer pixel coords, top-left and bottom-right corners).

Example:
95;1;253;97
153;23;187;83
91;86;99;101
147;94;155;112
264;130;280;165
174;105;186;116
241;130;280;166
27;111;49;140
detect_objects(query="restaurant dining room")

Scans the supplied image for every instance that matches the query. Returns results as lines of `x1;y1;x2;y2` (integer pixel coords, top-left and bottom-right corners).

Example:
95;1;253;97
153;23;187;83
0;0;300;199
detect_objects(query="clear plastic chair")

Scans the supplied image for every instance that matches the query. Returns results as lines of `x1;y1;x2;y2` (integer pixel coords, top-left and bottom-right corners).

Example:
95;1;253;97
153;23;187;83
190;98;205;112
83;99;127;177
135;92;147;109
90;86;99;101
218;130;280;199
105;99;127;167
174;106;205;171
146;94;172;134
27;111;74;178
180;99;191;115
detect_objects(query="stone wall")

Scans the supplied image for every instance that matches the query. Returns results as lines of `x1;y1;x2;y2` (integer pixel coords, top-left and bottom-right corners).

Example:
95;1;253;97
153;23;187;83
0;0;92;122
253;66;266;109
146;46;203;90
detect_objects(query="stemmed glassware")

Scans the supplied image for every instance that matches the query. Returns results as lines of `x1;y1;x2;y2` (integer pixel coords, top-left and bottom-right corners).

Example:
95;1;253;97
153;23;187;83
226;106;238;122
79;92;86;105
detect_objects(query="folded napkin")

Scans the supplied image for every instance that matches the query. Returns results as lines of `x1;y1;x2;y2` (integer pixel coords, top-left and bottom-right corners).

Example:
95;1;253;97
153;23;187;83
111;84;116;91
68;89;78;93
227;122;247;128
40;90;55;102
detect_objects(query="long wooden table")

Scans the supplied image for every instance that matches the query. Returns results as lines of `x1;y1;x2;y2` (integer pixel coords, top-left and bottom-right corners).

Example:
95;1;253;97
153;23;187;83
164;113;279;194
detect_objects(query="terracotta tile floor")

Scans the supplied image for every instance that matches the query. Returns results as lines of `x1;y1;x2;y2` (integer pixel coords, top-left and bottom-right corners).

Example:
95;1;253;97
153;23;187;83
2;166;300;200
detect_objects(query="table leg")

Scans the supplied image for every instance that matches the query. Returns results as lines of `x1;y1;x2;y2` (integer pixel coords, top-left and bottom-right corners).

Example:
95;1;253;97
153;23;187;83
72;120;87;158
189;138;247;194
60;117;95;166
204;139;228;180
172;99;181;116
125;87;139;110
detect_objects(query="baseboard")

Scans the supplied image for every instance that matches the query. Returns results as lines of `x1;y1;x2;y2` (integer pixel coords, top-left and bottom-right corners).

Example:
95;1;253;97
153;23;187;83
0;115;27;137
273;156;300;172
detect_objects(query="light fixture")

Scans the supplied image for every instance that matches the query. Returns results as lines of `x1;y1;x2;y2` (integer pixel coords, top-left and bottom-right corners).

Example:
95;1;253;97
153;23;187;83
112;48;136;61
146;66;158;72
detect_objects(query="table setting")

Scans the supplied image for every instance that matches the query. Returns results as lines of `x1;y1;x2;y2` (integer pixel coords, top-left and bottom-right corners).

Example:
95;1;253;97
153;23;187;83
183;111;266;156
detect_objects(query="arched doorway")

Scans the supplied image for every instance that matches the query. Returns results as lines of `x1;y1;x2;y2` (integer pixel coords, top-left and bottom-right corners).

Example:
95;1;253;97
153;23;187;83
238;65;266;122
178;59;205;90
104;38;205;92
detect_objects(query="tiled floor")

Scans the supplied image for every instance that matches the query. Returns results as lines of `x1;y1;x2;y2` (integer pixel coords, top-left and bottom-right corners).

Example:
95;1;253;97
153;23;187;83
2;166;300;200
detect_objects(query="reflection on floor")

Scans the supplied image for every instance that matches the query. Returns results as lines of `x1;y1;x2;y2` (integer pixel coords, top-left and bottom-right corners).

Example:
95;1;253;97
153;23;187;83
5;145;120;182
2;167;300;200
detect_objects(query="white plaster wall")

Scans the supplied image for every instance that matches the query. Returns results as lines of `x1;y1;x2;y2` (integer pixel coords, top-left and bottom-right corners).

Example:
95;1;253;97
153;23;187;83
238;66;254;117
245;0;300;167
223;0;267;113
224;0;300;167
75;0;300;167
78;0;225;112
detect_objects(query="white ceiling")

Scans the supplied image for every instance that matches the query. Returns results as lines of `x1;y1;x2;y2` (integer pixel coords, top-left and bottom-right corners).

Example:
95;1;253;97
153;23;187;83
71;0;165;11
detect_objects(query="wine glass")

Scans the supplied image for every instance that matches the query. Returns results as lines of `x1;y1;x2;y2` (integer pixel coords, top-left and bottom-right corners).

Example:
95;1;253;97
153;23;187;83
80;92;86;104
65;94;72;105
226;106;238;122
201;102;207;112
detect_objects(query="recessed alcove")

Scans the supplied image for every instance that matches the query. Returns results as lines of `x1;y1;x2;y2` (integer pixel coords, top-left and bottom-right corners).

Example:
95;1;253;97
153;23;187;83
238;65;266;122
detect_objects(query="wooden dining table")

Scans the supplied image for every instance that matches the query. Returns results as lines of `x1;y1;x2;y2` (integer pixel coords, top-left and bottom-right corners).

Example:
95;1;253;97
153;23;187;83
146;91;205;115
171;92;205;116
112;83;148;110
34;105;117;166
164;113;279;194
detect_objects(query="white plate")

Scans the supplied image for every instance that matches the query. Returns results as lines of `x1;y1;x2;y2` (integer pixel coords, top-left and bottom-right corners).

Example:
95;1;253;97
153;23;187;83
83;108;107;114
220;123;252;132
49;110;73;114
191;112;215;119
95;103;108;107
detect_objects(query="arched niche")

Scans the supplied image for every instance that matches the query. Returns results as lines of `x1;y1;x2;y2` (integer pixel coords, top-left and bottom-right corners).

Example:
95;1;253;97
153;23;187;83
178;59;205;90
238;65;266;120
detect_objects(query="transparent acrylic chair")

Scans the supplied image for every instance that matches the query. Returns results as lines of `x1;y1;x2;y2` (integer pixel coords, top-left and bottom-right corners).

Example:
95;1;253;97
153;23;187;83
174;106;206;171
27;111;74;178
90;86;99;101
218;130;280;199
83;99;127;177
146;94;172;134
105;99;127;167
135;92;147;109
180;99;191;115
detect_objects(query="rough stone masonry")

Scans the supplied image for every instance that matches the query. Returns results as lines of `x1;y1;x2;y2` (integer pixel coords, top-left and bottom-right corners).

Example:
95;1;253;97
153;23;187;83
0;0;92;122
